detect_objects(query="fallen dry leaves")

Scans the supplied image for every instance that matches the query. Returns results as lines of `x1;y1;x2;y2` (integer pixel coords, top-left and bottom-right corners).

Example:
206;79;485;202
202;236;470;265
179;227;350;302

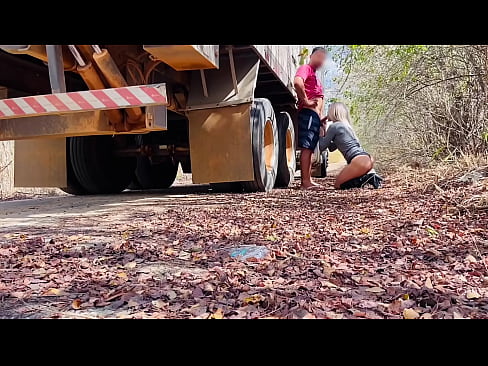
71;299;82;310
1;169;488;319
403;308;420;319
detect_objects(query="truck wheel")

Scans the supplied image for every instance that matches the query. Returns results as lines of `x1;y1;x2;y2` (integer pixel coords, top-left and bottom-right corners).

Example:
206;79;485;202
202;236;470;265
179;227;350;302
60;138;88;195
319;150;328;178
274;112;296;187
242;98;279;192
69;135;136;194
134;157;179;189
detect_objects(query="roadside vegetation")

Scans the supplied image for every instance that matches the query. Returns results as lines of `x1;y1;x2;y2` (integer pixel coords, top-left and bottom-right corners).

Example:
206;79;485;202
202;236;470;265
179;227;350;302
334;45;488;210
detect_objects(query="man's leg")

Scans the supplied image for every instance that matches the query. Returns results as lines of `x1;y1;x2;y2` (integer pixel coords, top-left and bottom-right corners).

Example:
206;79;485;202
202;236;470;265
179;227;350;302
298;110;321;189
300;148;316;189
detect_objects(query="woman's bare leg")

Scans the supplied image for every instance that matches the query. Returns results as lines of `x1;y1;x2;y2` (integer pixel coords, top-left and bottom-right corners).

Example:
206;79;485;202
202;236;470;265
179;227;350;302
334;155;373;189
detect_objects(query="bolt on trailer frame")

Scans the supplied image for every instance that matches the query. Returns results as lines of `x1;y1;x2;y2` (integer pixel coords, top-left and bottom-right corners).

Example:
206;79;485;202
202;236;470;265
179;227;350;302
0;45;303;191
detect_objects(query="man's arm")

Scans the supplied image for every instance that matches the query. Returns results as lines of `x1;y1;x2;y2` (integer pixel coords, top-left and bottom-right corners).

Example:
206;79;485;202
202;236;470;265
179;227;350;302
294;76;318;109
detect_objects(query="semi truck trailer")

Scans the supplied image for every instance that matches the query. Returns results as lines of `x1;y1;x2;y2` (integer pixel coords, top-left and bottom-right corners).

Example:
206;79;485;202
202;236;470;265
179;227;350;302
0;45;327;194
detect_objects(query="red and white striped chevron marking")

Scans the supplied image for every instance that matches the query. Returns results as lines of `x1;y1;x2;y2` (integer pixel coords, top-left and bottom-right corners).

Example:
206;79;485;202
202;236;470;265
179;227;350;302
0;84;167;119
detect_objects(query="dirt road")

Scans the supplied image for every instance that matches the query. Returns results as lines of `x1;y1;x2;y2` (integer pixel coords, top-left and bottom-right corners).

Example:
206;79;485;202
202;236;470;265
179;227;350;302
1;167;487;319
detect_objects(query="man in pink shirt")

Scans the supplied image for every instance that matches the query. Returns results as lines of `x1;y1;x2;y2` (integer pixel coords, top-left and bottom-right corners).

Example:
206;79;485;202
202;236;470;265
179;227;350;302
294;47;327;189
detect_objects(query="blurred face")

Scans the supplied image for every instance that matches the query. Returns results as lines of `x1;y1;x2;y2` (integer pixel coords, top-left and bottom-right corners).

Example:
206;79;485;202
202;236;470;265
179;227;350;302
310;50;327;69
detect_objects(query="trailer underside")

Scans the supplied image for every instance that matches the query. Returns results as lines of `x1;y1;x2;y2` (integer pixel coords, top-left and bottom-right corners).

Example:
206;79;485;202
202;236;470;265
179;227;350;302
0;45;302;193
0;45;296;115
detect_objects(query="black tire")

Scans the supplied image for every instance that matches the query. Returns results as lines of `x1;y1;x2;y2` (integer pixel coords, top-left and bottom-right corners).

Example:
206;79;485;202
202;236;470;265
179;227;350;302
242;98;279;192
180;156;192;174
319;150;328;178
127;176;143;190
135;157;179;189
69;135;136;194
274;112;296;187
60;138;88;195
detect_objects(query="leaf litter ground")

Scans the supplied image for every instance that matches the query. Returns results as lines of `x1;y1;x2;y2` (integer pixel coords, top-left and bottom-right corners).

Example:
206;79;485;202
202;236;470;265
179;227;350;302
1;168;487;319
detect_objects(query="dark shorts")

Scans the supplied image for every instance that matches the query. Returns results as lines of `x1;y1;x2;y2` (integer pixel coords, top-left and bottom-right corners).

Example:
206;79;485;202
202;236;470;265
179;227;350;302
297;109;321;150
347;151;370;164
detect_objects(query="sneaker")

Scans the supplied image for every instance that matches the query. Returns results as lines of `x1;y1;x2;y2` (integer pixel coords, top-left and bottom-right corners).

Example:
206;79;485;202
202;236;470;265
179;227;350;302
362;173;383;189
340;173;383;190
339;176;364;190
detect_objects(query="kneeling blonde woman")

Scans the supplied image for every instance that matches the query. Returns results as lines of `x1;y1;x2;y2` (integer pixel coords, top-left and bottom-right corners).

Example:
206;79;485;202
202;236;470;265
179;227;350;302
319;102;379;189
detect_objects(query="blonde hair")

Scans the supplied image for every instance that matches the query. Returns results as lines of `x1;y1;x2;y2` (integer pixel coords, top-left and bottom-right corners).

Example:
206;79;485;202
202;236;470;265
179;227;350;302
327;102;351;123
327;102;358;140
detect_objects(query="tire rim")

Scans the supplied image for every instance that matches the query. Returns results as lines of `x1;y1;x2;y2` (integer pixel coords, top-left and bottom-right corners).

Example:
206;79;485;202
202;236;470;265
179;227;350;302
285;129;293;167
264;119;275;172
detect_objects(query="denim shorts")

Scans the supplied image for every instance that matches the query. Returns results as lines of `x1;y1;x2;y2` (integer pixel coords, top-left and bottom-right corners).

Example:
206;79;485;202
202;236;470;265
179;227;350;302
297;109;320;150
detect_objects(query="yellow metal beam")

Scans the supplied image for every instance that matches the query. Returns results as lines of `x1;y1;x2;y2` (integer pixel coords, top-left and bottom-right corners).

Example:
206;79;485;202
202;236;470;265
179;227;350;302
0;111;113;141
0;106;167;141
144;45;219;71
2;45;77;71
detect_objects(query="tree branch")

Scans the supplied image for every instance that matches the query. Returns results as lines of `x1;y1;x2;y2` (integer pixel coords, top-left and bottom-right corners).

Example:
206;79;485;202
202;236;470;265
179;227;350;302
406;74;483;98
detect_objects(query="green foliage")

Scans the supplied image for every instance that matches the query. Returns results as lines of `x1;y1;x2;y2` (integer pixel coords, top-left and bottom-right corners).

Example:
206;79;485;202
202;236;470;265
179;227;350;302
298;48;309;66
432;146;446;160
337;45;488;166
482;131;488;144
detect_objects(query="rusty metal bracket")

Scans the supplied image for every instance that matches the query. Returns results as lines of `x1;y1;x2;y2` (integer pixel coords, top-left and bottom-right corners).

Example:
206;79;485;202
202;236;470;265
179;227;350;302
200;69;208;98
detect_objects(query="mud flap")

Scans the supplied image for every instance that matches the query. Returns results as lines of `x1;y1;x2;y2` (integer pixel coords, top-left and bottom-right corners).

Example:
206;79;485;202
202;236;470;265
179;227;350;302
14;138;67;187
186;52;260;184
188;104;254;183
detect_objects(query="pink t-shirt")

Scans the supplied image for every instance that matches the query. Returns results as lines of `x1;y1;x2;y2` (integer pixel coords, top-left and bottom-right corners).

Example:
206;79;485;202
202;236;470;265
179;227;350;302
295;64;324;110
